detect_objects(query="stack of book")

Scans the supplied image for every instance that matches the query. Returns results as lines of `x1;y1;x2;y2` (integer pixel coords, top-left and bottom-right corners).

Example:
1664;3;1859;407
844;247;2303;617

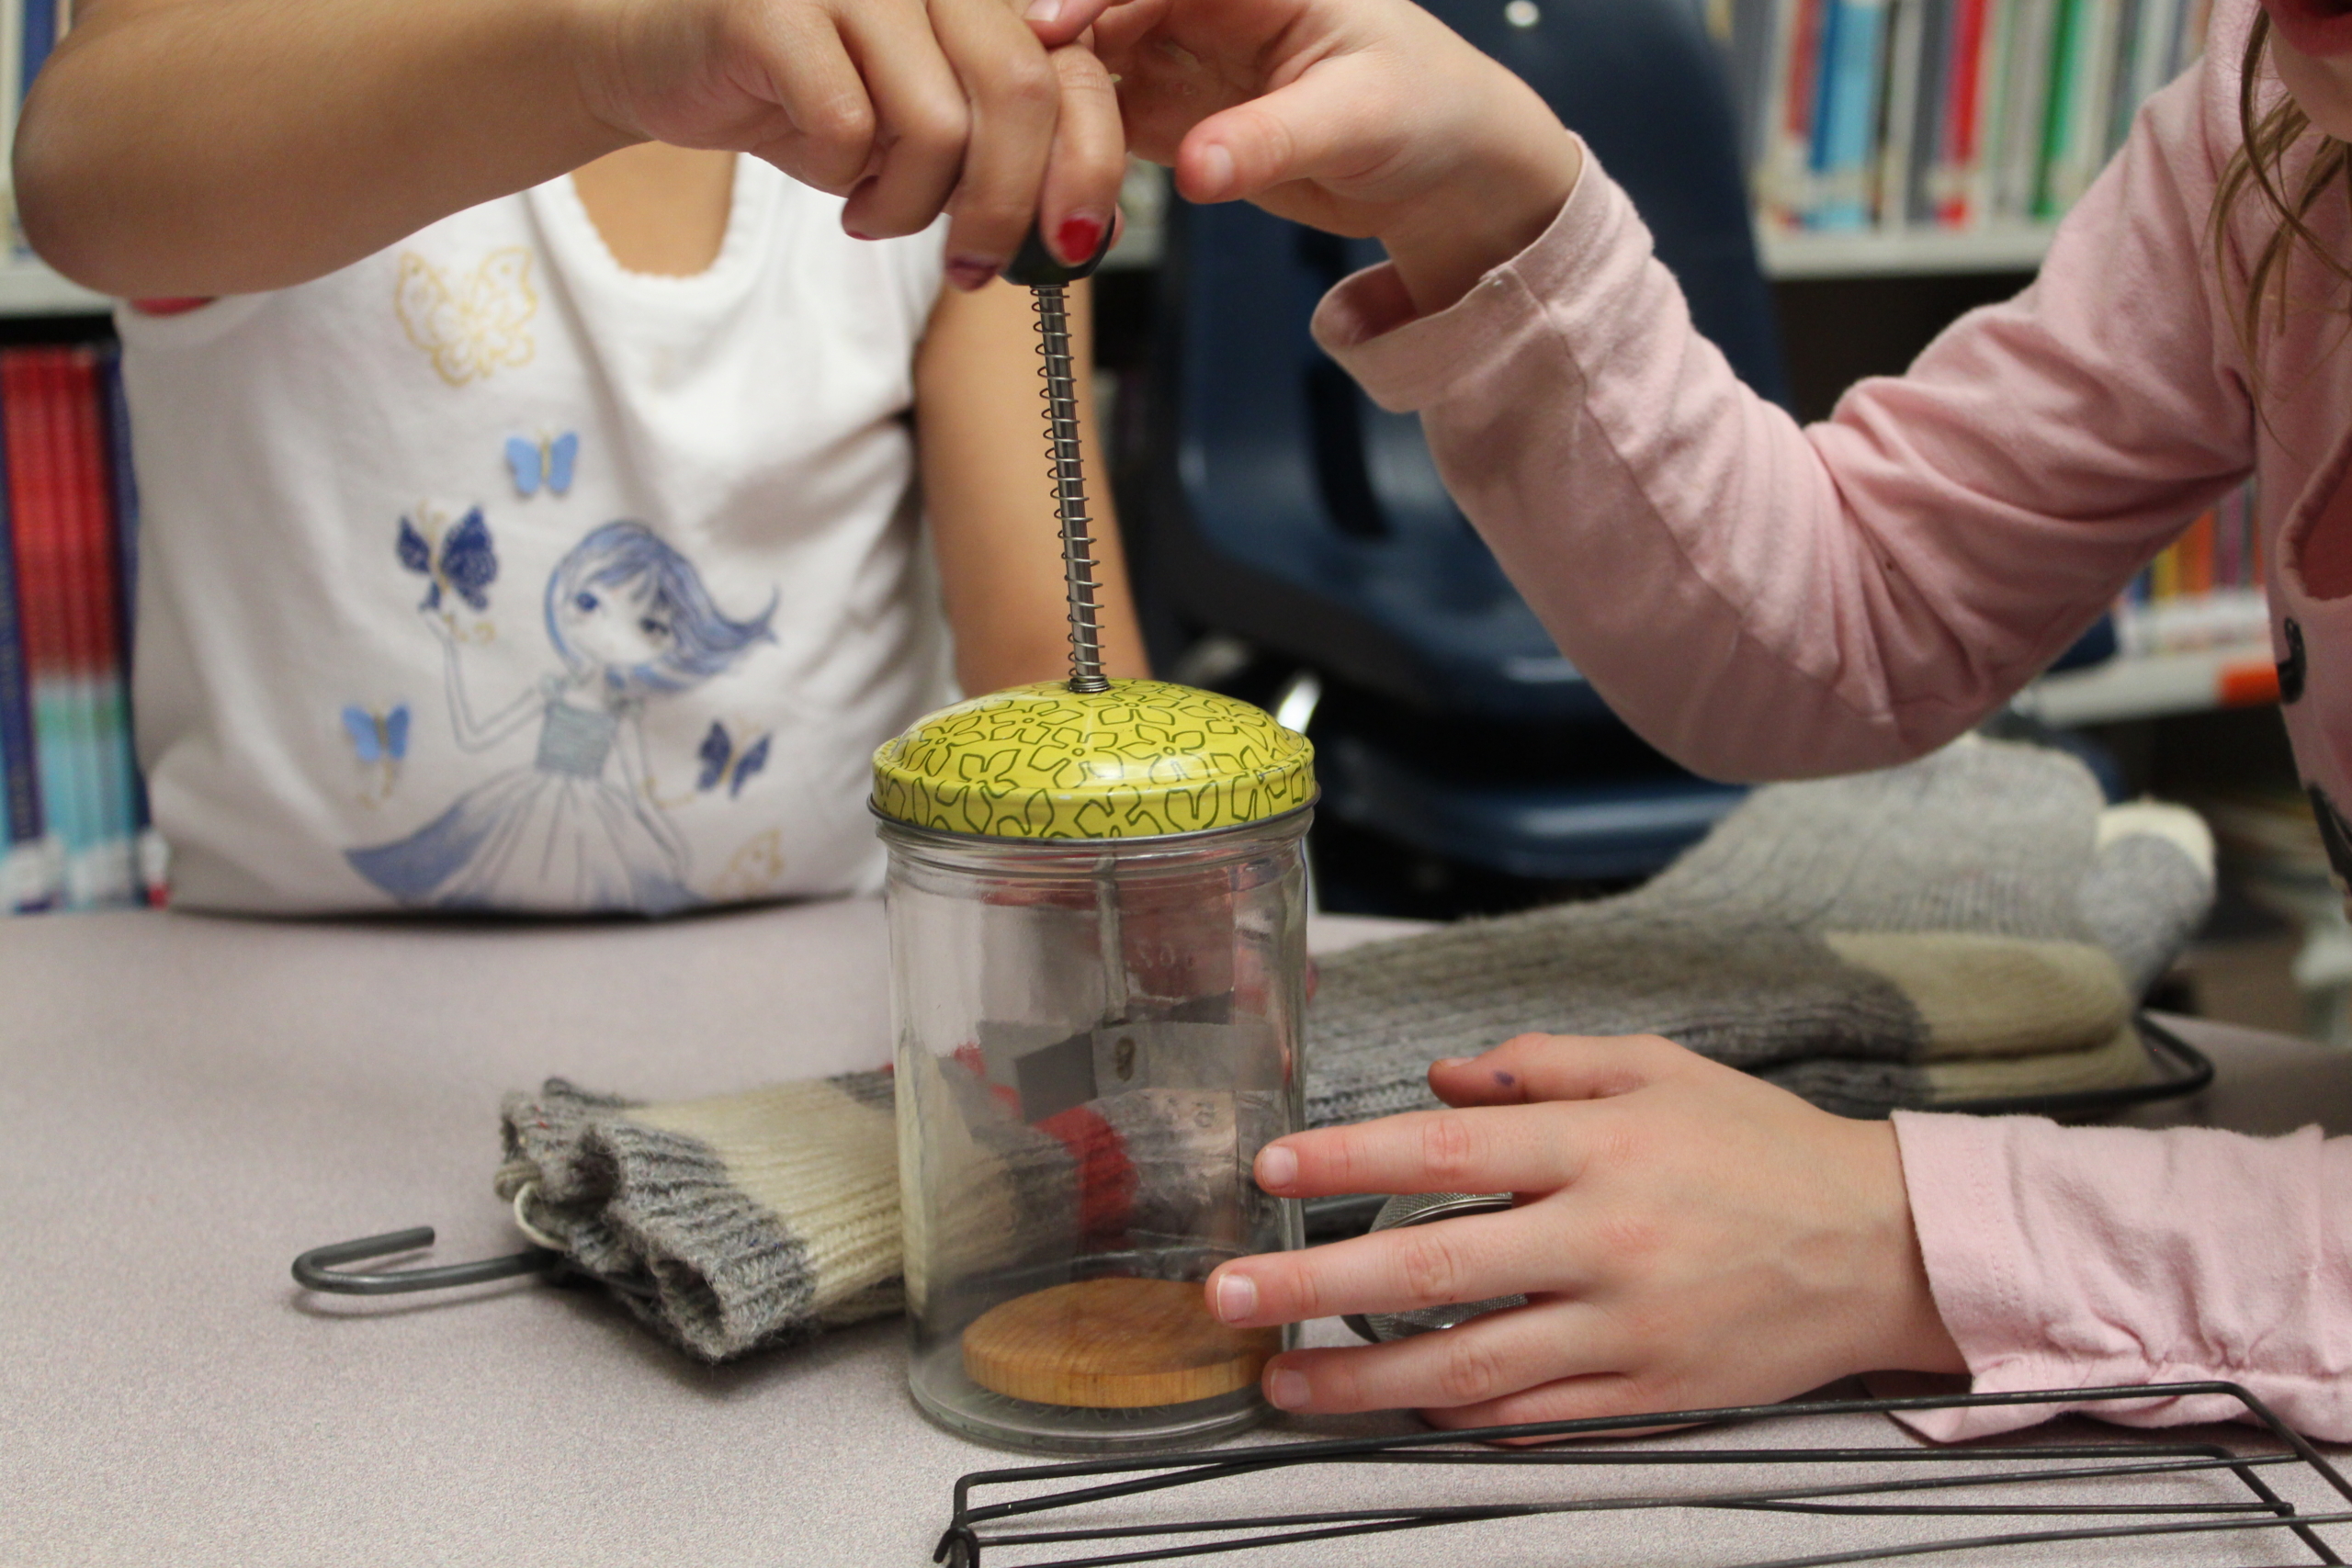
4;0;68;254
0;339;160;915
1733;0;2213;234
2115;481;2268;658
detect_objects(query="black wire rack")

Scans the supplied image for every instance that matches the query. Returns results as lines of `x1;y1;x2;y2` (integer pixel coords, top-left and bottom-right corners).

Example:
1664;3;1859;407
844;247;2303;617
936;1382;2352;1568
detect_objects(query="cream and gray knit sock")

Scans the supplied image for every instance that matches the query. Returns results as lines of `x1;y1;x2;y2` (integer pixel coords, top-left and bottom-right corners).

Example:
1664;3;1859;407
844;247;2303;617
495;1076;902;1359
500;1064;1251;1359
1307;739;2213;1122
497;739;2215;1359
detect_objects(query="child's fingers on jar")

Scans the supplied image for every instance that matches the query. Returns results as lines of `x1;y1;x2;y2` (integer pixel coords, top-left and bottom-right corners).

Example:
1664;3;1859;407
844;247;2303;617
930;0;1065;276
1252;1103;1587;1201
1206;1208;1573;1328
1429;1032;1685;1109
829;0;972;236
1257;1301;1623;1416
1035;42;1125;264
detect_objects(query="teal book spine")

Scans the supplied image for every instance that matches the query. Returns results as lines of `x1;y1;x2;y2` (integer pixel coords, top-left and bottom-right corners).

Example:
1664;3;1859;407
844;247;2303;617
1811;0;1892;229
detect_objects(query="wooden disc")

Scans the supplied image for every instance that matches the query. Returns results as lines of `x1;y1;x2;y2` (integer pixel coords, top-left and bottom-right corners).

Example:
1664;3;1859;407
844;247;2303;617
961;1277;1280;1409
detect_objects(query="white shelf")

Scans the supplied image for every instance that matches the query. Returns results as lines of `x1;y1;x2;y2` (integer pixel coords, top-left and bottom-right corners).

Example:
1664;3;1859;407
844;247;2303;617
0;256;107;316
1100;215;2056;282
1757;224;2057;280
1094;157;2057;283
1102;159;1167;274
2012;641;2280;728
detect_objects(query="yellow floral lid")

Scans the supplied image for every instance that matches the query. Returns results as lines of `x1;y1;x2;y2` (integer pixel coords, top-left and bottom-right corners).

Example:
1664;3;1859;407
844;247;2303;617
871;679;1315;840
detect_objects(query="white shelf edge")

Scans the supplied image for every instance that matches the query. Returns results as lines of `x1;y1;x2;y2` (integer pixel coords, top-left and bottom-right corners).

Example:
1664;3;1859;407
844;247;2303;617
1758;224;2057;280
0;257;107;316
1101;219;1162;273
2012;641;2279;728
1102;220;2057;280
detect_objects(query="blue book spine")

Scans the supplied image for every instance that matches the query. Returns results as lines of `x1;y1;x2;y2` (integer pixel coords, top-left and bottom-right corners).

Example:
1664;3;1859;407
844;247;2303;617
98;347;160;903
20;0;56;106
1812;0;1892;229
0;373;47;912
1807;0;1846;186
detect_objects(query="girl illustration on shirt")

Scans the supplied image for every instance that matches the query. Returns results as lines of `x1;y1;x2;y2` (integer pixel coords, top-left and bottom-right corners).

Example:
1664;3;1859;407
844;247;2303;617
346;520;775;912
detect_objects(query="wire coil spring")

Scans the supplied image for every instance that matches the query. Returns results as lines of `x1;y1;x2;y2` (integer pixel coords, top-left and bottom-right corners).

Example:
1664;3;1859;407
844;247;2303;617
1030;283;1107;694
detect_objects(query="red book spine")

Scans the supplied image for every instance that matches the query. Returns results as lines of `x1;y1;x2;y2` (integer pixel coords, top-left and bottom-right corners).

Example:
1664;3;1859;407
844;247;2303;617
1946;0;1990;170
2;351;66;885
1;357;48;676
1786;0;1828;144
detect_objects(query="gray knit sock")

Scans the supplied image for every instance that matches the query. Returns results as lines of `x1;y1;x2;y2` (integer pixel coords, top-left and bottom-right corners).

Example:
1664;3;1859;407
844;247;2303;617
1306;739;2215;1123
496;1073;903;1360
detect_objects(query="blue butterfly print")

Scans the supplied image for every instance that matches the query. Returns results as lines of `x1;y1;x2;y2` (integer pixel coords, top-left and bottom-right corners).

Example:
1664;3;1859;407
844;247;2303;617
343;704;410;763
507;433;579;498
396;507;500;612
696;721;772;798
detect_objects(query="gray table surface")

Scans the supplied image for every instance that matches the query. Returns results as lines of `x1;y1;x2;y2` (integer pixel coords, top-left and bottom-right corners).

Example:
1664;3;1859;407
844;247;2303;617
6;900;2352;1567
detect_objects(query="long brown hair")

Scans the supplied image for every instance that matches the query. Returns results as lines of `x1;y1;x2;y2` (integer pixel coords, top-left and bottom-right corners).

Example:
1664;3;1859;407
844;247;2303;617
2216;11;2352;361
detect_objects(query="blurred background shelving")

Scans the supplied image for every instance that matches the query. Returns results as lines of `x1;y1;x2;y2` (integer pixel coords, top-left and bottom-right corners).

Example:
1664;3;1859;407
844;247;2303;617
0;256;105;315
1756;223;2055;278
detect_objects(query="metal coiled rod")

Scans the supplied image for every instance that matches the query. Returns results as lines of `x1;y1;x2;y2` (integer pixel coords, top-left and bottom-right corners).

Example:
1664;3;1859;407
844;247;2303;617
1030;282;1106;693
1004;220;1116;696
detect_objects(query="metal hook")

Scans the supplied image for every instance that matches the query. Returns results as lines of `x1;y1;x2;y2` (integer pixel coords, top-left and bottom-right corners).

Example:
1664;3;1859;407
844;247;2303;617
291;1226;561;1295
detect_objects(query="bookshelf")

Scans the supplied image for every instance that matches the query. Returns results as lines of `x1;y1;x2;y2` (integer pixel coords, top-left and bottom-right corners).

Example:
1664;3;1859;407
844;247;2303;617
1757;222;2054;279
2012;639;2279;727
0;256;106;316
1102;160;1168;275
1100;197;2059;281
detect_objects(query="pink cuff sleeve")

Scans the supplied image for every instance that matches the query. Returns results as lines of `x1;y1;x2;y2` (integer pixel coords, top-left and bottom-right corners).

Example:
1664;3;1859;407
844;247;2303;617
1890;1110;2352;1441
1311;135;1603;415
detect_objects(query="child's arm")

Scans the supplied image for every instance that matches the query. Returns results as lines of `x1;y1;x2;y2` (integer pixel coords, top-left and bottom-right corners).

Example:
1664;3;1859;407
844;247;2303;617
1204;1033;1966;1430
20;0;1125;297
1203;1032;2352;1444
914;276;1149;694
1890;1111;2352;1442
1074;0;2256;782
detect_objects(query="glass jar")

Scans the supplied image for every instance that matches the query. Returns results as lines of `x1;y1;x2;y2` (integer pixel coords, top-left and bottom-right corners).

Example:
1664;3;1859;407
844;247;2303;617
873;680;1315;1451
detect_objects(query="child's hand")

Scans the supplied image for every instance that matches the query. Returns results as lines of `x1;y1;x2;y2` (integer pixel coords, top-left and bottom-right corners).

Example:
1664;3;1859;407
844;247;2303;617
1070;0;1583;314
577;0;1127;277
1204;1033;1964;1430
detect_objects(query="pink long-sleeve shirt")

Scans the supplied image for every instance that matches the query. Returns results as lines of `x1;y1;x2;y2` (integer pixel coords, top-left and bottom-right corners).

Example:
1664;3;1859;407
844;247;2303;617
1314;0;2352;1439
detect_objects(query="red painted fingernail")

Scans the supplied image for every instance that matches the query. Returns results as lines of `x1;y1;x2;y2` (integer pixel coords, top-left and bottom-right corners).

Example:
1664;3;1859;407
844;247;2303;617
945;256;1001;291
1056;213;1106;264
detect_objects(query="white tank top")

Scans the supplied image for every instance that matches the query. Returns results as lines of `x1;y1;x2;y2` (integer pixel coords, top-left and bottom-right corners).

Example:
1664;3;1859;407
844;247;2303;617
119;158;954;913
